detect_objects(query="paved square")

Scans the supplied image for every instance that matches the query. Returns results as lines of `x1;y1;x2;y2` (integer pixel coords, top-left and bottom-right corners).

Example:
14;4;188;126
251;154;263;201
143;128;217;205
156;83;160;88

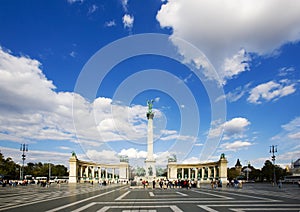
0;183;299;212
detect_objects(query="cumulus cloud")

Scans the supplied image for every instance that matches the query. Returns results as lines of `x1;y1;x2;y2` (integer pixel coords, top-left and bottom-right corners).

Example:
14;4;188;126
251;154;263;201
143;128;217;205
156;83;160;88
122;14;134;29
157;0;300;84
86;149;119;163
247;80;296;104
224;117;251;136
118;148;147;159
220;140;252;152
0;47;168;163
208;117;250;140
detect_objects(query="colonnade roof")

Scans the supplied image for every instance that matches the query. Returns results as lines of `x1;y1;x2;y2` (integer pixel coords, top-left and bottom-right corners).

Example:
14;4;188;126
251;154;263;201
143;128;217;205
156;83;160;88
167;161;223;168
77;160;128;168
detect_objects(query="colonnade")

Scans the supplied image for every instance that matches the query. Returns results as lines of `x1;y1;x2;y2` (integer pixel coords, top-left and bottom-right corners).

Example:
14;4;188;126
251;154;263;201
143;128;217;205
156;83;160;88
69;153;129;183
167;154;228;183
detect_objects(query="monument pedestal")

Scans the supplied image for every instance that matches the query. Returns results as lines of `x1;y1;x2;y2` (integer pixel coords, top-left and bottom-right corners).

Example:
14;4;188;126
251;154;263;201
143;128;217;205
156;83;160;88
145;159;156;179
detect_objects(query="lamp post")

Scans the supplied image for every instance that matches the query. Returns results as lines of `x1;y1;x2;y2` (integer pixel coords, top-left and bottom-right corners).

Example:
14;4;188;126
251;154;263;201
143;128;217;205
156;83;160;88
48;161;51;180
244;161;251;182
269;145;277;185
20;144;28;180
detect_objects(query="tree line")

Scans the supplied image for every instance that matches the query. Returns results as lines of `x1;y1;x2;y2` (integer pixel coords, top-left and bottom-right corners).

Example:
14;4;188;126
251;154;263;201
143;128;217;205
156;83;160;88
0;152;68;179
228;160;288;182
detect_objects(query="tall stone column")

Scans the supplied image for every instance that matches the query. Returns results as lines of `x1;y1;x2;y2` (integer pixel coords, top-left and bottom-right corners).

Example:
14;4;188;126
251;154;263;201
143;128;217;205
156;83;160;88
145;104;156;178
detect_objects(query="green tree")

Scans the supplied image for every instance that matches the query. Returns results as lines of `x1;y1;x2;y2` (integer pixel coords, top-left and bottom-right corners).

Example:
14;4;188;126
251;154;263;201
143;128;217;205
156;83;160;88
135;166;146;177
51;164;68;176
227;167;240;180
156;167;167;177
0;153;19;179
262;160;273;182
242;165;262;182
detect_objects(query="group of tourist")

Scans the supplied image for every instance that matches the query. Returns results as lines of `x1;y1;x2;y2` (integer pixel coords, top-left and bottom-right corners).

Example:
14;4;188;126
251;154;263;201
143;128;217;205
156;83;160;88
141;179;198;189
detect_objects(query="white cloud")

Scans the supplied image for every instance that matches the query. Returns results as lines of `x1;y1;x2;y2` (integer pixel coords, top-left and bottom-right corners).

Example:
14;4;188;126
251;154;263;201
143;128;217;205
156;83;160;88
69;51;76;57
278;67;296;77
121;0;129;12
86;149;119;163
223;117;250;136
282;117;300;140
247;80;296;104
118;148;147;159
182;157;201;164
88;4;98;14
271;117;300;158
208;117;250;139
0;47;171;163
282;117;300;132
0;146;73;167
220;140;252;152
217;83;251;103
157;0;300;84
289;132;300;140
159;129;196;142
67;0;84;4
105;20;116;27
222;49;251;82
122;14;134;29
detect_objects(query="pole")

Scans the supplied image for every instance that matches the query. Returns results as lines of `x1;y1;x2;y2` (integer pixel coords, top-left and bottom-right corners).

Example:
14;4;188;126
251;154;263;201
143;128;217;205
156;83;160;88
49;161;51;180
20;144;28;180
269;145;277;185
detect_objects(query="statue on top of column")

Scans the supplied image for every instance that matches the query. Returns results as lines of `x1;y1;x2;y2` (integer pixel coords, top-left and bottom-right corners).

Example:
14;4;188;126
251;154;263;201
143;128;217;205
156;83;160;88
147;99;154;114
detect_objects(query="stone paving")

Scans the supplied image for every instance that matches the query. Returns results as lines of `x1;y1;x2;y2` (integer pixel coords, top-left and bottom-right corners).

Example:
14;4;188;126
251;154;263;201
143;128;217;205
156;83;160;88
0;183;299;211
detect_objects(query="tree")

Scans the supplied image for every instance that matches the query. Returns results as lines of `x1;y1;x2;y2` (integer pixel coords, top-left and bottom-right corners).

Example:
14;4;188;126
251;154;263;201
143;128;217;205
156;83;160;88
0;153;19;179
261;160;286;182
0;153;69;180
156;167;167;177
242;165;262;181
227;167;240;180
262;160;273;182
135;166;146;177
51;164;68;176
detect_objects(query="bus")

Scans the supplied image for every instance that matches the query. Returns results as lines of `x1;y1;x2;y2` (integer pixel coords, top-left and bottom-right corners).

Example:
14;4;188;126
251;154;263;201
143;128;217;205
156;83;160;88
49;176;69;184
35;176;47;183
283;175;300;184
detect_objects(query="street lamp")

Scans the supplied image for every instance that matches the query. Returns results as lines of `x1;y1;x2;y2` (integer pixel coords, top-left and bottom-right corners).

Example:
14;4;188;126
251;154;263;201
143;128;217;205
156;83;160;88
49;161;51;180
20;144;28;180
269;145;277;185
244;161;251;182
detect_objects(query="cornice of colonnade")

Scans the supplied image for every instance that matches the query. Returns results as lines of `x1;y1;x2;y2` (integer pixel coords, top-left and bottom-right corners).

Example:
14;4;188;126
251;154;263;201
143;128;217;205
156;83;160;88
76;159;129;168
167;160;226;168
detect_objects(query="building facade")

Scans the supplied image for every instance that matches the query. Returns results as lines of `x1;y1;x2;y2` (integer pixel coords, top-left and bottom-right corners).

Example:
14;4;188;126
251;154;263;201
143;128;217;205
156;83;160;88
69;153;129;183
167;153;228;183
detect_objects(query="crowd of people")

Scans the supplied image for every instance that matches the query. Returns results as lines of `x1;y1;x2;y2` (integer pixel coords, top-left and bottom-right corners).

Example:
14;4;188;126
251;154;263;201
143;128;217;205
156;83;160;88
141;179;199;189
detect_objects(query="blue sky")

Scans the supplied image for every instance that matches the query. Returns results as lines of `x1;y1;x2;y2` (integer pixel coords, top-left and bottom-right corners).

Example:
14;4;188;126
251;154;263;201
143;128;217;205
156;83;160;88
0;0;300;169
